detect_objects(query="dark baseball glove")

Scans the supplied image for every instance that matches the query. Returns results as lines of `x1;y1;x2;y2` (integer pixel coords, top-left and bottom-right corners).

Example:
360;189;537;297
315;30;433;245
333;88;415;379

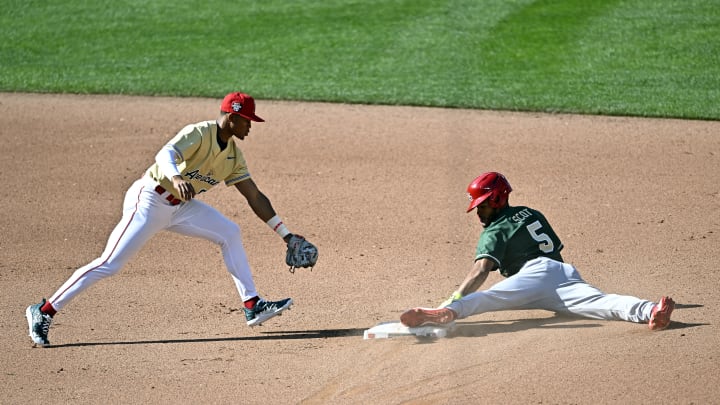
286;234;318;273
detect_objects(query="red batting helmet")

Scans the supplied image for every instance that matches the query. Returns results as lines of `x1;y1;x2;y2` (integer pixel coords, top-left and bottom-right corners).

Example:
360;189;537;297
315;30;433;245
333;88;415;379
466;172;512;212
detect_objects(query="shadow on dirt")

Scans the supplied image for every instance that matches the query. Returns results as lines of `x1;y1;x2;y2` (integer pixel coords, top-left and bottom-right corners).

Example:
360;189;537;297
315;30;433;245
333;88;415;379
452;315;599;338
42;303;707;348
674;303;703;309
44;328;366;348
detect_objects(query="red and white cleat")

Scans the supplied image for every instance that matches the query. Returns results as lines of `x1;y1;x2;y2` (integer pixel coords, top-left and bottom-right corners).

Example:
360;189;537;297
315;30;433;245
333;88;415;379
400;307;457;327
648;296;675;331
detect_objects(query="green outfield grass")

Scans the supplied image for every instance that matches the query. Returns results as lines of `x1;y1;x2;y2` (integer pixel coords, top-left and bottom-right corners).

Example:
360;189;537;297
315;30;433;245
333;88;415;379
1;0;718;119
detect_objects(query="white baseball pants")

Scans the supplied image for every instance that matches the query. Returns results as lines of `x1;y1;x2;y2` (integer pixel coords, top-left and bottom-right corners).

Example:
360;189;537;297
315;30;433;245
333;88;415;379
48;177;258;311
449;257;655;323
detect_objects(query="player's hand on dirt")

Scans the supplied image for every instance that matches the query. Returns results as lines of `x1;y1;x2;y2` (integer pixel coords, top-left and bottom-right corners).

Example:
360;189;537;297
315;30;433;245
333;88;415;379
172;176;196;201
438;291;462;308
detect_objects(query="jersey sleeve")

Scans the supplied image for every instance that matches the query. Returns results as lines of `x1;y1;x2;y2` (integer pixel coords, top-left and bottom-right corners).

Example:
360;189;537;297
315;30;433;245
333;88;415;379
146;124;204;183
168;124;203;162
475;228;507;269
225;149;251;186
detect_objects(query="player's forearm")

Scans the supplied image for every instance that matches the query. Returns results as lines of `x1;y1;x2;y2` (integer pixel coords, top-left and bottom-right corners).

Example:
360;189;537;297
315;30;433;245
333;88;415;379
457;259;492;296
256;199;295;242
457;270;489;296
247;191;277;222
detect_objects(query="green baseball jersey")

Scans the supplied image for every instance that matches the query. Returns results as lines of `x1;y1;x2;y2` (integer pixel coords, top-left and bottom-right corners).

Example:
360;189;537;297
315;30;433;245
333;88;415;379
147;120;250;195
475;205;564;277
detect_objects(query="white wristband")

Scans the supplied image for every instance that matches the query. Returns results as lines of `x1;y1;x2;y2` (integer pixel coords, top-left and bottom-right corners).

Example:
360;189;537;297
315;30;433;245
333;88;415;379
266;215;290;238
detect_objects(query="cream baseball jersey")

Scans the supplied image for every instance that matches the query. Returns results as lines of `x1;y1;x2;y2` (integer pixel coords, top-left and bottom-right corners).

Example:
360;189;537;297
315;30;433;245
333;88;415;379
147;120;250;196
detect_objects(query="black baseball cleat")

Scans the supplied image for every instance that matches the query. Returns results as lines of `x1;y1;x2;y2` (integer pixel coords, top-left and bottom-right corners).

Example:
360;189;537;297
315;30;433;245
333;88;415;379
245;297;293;327
26;299;53;346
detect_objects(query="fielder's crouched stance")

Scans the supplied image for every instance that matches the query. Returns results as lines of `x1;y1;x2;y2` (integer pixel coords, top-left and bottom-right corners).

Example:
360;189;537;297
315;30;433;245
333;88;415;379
401;172;674;332
26;92;317;346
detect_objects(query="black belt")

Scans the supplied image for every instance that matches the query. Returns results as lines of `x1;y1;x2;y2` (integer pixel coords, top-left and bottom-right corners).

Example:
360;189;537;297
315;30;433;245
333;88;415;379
154;185;182;206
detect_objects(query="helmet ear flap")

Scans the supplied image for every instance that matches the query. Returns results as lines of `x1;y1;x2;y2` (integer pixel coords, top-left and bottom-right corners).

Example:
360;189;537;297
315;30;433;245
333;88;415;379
488;189;508;209
489;193;501;209
482;173;510;209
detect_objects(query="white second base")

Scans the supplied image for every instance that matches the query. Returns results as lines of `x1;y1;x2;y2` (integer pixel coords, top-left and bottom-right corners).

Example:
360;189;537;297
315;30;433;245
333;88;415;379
363;321;455;339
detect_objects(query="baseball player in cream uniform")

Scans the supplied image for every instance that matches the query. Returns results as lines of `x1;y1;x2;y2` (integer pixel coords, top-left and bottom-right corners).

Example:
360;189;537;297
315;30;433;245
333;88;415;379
27;92;301;346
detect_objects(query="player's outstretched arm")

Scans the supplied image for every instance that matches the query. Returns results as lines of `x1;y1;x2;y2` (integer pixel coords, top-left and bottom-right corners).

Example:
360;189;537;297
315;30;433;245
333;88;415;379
235;178;277;222
234;179;293;243
440;258;495;307
234;178;318;270
458;258;494;296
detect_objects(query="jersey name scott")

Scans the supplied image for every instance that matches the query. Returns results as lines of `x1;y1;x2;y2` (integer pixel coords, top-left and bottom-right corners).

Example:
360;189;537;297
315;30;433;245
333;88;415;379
510;208;532;223
185;170;220;186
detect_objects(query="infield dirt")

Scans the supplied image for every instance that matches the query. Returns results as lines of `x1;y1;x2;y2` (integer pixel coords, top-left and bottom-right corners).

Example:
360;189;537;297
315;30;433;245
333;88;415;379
1;93;719;404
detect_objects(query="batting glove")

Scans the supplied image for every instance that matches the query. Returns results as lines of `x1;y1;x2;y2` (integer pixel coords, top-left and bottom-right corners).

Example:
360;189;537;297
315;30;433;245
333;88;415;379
438;291;462;308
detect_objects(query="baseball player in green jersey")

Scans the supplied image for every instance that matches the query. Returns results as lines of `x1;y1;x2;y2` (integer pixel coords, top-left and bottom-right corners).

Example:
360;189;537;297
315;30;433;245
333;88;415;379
401;172;674;331
26;92;314;346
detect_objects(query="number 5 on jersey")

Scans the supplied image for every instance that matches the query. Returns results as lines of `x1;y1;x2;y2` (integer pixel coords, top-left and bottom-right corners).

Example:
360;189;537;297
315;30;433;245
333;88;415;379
527;220;554;253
